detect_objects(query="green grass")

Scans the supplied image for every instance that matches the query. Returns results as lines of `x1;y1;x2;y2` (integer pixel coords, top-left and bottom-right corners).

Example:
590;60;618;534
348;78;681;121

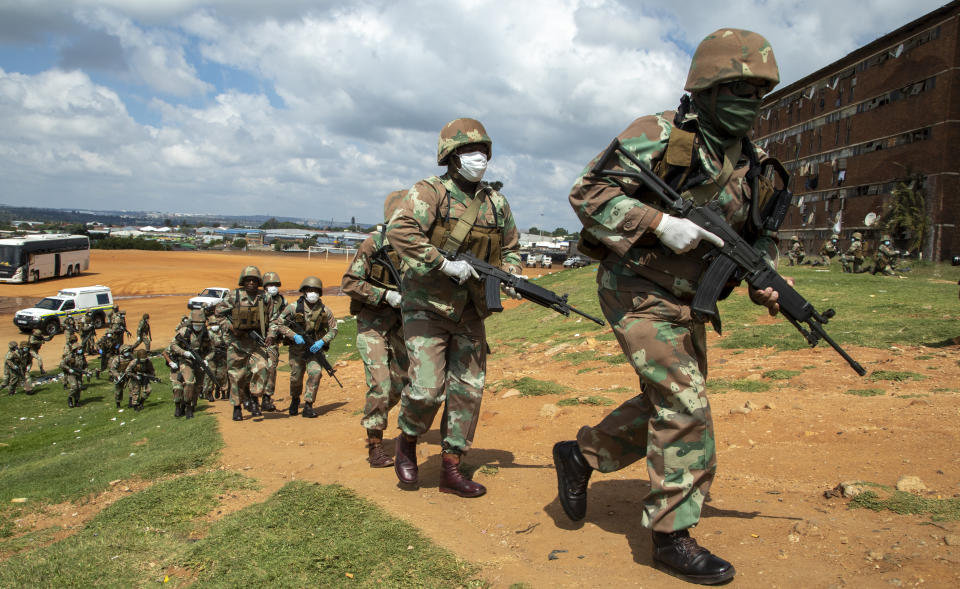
868;370;927;382
489;377;570;397
762;369;803;380
328;315;360;362
0;356;222;505
709;378;771;394
557;396;616;407
845;388;886;397
850;490;960;522
558;350;600;366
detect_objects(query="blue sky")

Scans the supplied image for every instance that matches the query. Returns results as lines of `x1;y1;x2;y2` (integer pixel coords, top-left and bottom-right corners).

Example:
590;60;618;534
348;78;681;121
0;0;949;230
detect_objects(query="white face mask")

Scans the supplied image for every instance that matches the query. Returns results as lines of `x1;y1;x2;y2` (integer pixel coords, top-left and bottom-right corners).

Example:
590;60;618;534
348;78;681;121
304;292;320;304
209;325;219;332
192;324;203;332
266;286;279;296
457;151;488;182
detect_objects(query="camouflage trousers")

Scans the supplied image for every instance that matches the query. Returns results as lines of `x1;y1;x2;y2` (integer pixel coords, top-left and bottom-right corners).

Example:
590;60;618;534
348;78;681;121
63;373;82;401
170;364;204;405
128;379;152;405
1;370;32;394
840;255;867;273
203;353;228;397
357;311;409;432
398;308;486;455
226;334;269;407
264;343;280;396
113;380;127;404
133;336;151;352
576;277;715;534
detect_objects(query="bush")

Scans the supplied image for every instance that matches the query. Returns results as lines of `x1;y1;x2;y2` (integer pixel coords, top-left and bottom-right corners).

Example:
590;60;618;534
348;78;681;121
92;237;168;251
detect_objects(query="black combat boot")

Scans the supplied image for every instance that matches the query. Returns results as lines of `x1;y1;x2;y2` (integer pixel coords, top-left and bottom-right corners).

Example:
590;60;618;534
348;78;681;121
439;453;486;498
301;402;317;418
288;395;300;416
205;391;215;402
260;395;276;411
135;399;143;412
115;399;121;409
184;404;194;419
128;397;134;408
67;395;75;408
250;397;262;417
553;440;593;521
652;530;735;585
174;401;184;418
394;434;418;485
232;406;243;421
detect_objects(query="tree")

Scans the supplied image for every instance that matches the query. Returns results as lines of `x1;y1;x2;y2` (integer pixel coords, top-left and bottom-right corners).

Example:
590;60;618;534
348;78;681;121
551;227;569;237
232;238;247;250
881;171;929;254
529;226;540;235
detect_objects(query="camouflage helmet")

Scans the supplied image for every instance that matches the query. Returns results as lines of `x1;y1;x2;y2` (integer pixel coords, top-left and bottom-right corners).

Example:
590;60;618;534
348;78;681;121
189;308;206;325
19;340;29;349
881;234;892;242
299;276;323;292
791;235;799;241
142;313;149;319
32;328;42;336
437;118;492;165
135;349;148;360
262;271;281;286
831;234;839;240
238;265;262;286
852;232;863;240
383;189;406;224
8;341;16;349
685;29;780;93
119;344;133;355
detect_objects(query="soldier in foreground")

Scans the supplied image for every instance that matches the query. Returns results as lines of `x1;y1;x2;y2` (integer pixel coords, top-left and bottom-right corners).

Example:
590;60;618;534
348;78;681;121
386;117;522;498
260;272;286;412
108;345;134;408
133;313;152;352
2;341;33;395
554;29;789;584
342;208;409;467
203;307;229;400
124;349;157;411
872;234;901;276
273;277;338;418
61;344;88;407
841;231;867;273
214;266;272;421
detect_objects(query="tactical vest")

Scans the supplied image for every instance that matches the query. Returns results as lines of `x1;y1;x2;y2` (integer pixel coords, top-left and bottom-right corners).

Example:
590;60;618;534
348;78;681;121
424;177;504;266
230;290;266;334
294;299;331;340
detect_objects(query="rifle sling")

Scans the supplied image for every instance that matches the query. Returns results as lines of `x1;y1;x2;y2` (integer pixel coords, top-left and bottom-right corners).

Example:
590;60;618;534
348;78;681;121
441;191;484;254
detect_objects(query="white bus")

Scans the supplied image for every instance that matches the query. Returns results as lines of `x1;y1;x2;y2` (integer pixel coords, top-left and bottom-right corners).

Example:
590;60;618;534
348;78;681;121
0;234;90;283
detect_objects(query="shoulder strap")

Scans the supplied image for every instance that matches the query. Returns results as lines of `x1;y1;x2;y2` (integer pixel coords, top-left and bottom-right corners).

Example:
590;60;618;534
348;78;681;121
441;188;485;254
682;140;742;205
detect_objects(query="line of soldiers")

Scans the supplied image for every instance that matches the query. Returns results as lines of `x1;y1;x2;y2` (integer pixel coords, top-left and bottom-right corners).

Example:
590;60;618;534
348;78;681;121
784;232;905;276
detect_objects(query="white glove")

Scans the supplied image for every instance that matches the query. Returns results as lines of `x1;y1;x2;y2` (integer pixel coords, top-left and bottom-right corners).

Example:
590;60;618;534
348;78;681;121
168;361;178;370
501;274;523;300
182;351;193;360
384;290;402;308
653;214;724;254
439;258;479;285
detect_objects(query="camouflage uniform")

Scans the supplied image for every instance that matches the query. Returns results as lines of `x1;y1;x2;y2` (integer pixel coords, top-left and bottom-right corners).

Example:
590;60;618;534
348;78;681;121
203;317;229;400
124;350;156;409
214;266;272;418
109;309;127;346
60;345;87;407
62;315;77;336
386;119;522;457
166;309;212;417
96;330;118;376
272;281;338;413
261;272;287;407
818;234;839;266
787;237;805;266
80;314;97;355
872;236;899;276
564;29;782;540
2;342;32;394
133;314;152;351
342;230;409;453
841;232;867;273
28;329;50;374
62;332;79;356
108;346;134;407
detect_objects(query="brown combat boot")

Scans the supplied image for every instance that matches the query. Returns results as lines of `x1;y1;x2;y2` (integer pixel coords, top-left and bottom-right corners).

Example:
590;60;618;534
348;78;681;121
394;434;418;484
366;431;394;468
439;452;486;498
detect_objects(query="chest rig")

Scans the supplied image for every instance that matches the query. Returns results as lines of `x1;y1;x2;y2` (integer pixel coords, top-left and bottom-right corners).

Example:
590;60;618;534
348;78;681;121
293;299;330;339
231;290;266;335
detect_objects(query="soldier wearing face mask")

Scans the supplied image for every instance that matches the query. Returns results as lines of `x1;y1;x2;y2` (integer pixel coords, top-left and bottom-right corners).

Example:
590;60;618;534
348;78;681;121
260;272;286;411
165;308;211;419
385;118;522;499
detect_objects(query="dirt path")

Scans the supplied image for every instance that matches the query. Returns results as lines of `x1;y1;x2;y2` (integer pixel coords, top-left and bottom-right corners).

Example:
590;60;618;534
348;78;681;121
4;251;959;587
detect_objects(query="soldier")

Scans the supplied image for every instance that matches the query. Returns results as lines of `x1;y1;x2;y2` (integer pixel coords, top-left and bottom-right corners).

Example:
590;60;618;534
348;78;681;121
214;266;273;421
96;329;118;377
553;29;788;584
342;212;409;467
873;234;900;276
80;312;98;355
841;231;867;273
164;308;212;419
109;305;129;345
132;313;152;351
27;329;52;374
1;341;33;395
260;271;287;412
60;344;88;407
124;349;157;411
272;277;338;418
203;306;229;400
108;345;134;408
385;117;523;498
62;314;78;337
818;233;840;266
62;331;79;356
787;235;805;266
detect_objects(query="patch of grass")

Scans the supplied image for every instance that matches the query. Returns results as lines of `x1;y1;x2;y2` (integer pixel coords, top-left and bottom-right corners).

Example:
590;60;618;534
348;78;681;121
932;387;959;393
845;388;885;397
868;370;927;382
897;394;929;399
478;465;499;476
183;481;478;587
328;316;360;362
559;350;600;366
0;357;222;504
490;377;570;397
762;369;803;380
850;490;960;521
710;378;771;393
557;396;616;407
607;386;631;393
914;355;934;360
576;367;600;374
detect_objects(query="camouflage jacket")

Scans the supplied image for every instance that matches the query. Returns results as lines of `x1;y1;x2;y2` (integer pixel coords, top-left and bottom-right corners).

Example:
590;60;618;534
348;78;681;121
790;241;805;257
4;351;21;374
342;233;399;308
569;110;778;300
820;240;838;256
214;288;271;337
272;298;338;347
386;174;522;320
137;318;151;338
846;239;864;260
876;243;897;265
60;352;87;375
108;354;131;380
124;358;155;378
168;324;211;360
264;293;287;325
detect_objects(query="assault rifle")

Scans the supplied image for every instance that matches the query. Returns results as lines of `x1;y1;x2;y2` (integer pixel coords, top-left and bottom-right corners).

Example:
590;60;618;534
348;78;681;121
370;244;403;292
128;371;161;385
589;138;865;376
278;323;343;388
181;343;222;397
437;249;605;326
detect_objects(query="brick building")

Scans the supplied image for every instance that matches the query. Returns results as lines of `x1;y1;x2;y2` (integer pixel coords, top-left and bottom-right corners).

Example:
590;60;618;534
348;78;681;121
752;1;959;261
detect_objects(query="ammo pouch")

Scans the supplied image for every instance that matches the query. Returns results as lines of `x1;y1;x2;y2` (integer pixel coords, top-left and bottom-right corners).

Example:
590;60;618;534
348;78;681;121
230;291;265;333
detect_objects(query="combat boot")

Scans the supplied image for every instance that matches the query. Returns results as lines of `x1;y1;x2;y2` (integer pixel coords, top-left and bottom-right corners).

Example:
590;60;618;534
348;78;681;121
135;399;144;412
205;391;215;402
184;404;194;419
67;395;75;408
367;435;394;468
394;434;419;485
115;399;121;409
232;406;243;421
288;395;300;416
260;395;276;411
250;397;262;417
553;440;593;521
174;401;184;418
128;397;134;408
439;453;486;498
652;530;735;585
301;402;317;418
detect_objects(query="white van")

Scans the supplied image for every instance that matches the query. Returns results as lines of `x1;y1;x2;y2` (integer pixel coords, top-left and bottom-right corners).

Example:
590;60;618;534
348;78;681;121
13;285;115;335
525;254;541;268
541;255;553;268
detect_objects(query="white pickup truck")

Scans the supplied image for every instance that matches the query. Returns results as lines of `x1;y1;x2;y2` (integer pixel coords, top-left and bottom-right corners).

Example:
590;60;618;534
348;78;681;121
188;287;230;310
13;285;115;335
